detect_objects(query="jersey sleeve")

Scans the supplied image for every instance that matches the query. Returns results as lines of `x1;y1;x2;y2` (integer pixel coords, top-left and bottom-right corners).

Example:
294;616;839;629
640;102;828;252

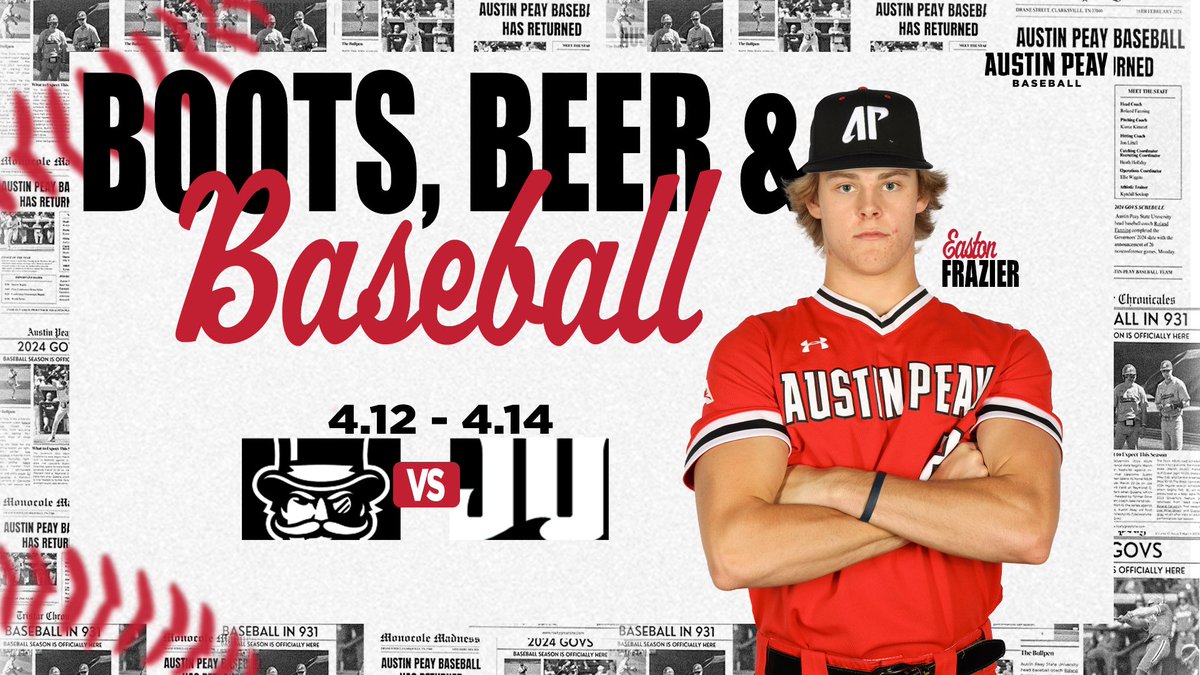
971;329;1063;449
683;316;789;489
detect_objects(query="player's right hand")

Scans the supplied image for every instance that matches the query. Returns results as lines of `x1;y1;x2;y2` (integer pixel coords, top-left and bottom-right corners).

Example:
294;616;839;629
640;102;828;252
931;440;989;481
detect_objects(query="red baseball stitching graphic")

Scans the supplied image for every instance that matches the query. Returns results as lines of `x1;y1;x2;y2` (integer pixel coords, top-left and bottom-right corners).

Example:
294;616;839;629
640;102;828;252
0;544;257;675
60;547;89;633
0;544;17;629
24;547;52;634
0;0;271;212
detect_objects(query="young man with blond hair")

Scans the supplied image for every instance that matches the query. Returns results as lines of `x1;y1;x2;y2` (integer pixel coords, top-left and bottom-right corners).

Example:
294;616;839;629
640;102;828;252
688;88;1062;674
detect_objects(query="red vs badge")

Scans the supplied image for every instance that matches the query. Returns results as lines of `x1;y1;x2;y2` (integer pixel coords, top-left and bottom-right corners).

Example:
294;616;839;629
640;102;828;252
393;462;461;508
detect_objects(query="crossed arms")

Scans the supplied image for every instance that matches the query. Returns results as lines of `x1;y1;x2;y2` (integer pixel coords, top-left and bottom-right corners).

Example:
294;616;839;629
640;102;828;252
693;417;1061;590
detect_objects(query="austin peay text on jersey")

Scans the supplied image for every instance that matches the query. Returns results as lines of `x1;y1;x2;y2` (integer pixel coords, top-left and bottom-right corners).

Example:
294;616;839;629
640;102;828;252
780;362;996;424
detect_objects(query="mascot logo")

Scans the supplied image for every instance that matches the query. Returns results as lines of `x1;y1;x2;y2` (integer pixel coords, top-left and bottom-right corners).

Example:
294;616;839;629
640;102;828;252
252;439;391;540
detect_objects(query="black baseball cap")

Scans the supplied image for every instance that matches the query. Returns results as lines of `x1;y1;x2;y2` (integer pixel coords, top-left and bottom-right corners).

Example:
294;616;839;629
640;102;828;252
797;87;933;176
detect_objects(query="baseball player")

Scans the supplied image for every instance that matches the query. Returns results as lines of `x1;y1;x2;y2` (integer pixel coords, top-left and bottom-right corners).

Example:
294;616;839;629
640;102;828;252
354;0;366;30
1114;363;1147;449
432;1;448;17
796;10;816;51
1176;593;1198;659
266;668;278;675
218;4;239;31
1117;599;1173;675
750;0;763;33
289;10;317;50
685;10;713;50
612;0;634;47
72;10;99;50
2;0;20;39
432;18;450;50
38;390;55;433
781;21;800;50
35;14;67;81
385;20;403;49
689;88;1061;672
6;367;16;399
214;3;238;49
47;376;67;442
827;18;846;51
255;13;284;50
1155;359;1189;450
647;13;680;51
138;0;150;30
186;9;205;50
14;554;31;584
401;12;421;50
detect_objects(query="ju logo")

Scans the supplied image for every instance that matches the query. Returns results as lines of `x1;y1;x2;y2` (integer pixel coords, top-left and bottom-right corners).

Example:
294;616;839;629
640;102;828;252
242;437;402;540
448;437;609;540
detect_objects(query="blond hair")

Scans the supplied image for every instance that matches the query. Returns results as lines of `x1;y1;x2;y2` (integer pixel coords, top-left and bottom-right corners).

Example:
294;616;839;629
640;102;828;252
784;169;949;249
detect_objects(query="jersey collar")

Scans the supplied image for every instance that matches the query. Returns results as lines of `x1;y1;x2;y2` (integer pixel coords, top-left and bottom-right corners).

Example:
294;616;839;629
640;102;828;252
814;285;932;335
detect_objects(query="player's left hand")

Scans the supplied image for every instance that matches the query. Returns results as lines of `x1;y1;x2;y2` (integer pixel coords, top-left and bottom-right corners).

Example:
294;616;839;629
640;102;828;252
931;440;989;481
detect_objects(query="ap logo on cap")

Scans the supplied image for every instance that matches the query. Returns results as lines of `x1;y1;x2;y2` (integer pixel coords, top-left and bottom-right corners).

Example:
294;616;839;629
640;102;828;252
842;105;890;143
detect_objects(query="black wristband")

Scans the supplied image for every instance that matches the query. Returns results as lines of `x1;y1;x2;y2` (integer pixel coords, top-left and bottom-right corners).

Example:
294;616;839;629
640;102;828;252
859;471;887;523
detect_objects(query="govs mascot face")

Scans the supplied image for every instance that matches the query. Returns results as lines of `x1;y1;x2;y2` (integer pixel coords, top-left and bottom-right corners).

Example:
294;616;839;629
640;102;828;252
253;440;390;540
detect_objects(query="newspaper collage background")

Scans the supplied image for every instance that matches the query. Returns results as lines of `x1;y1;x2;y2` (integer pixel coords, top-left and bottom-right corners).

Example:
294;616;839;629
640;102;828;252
0;0;1197;674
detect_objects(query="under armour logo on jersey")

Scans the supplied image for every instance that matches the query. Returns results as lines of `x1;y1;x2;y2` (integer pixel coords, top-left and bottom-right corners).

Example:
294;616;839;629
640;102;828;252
842;105;889;143
801;337;829;352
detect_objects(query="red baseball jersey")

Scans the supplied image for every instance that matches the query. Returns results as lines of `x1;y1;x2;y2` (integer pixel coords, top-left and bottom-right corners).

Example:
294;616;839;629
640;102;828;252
685;286;1062;661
